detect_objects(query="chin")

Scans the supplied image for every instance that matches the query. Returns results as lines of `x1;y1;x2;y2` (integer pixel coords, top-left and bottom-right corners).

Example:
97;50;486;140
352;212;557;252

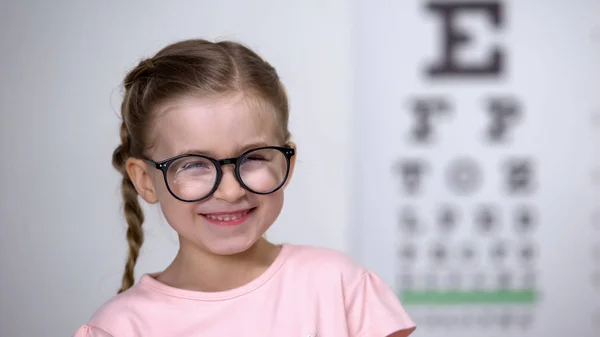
200;236;262;256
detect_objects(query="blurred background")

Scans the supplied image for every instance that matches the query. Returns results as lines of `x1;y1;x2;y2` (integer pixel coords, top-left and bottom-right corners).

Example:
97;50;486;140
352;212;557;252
0;0;599;336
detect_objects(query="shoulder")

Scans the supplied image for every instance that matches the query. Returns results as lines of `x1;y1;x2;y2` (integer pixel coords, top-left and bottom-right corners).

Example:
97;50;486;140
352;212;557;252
75;283;155;336
282;243;367;284
282;244;417;337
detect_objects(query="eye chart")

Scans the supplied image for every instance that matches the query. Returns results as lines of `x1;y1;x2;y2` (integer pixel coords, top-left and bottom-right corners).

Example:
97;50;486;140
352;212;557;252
352;1;600;336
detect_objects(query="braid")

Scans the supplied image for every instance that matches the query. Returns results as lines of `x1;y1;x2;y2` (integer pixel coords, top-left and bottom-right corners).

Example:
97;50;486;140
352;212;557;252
112;121;145;294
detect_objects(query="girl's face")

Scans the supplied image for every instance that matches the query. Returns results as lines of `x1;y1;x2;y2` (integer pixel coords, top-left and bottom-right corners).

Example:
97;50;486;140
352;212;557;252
128;92;294;256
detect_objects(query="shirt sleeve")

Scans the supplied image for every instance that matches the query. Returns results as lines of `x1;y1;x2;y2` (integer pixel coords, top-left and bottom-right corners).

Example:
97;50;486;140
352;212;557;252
344;271;416;337
73;325;115;337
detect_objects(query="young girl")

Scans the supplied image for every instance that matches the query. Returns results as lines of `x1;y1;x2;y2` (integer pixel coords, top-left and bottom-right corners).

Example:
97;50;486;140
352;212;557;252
74;38;416;337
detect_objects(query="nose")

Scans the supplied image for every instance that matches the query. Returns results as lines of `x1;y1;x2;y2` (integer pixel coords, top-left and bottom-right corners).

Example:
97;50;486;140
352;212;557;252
213;166;246;202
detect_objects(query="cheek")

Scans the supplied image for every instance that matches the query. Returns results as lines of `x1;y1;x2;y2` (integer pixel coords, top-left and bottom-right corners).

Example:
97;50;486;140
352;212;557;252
150;173;195;230
256;191;285;223
157;196;197;235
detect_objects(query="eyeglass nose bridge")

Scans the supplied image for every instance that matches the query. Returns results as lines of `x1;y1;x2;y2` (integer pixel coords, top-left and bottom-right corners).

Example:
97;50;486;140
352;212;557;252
212;157;246;195
217;157;238;167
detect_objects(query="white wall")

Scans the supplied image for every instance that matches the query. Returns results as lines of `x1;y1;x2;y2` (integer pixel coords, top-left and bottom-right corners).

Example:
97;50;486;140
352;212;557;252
0;1;355;336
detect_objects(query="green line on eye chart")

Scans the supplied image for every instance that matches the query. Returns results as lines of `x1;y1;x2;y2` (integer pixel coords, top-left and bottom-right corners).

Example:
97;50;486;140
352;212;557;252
399;290;538;305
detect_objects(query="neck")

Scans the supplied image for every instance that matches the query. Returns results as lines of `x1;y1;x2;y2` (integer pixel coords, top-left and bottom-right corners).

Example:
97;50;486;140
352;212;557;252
156;238;280;292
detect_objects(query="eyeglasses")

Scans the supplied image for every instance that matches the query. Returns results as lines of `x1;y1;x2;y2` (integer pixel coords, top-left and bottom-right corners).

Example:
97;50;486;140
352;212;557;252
143;146;295;202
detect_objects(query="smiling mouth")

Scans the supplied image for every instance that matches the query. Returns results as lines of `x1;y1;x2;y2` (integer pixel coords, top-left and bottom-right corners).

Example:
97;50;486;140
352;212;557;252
201;208;256;226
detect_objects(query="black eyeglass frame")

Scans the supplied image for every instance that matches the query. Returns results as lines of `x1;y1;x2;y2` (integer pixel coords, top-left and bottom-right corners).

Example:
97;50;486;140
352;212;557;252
142;145;295;203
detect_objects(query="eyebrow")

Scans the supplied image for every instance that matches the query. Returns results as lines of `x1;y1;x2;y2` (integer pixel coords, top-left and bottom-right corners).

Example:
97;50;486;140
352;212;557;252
175;141;272;159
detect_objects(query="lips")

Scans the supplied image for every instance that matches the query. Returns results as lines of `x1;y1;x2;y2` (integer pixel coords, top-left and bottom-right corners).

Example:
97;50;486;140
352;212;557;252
205;209;251;221
200;208;256;226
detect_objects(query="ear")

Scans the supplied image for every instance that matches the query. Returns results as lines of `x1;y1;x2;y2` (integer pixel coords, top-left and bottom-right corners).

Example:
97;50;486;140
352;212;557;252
125;157;159;204
284;141;297;188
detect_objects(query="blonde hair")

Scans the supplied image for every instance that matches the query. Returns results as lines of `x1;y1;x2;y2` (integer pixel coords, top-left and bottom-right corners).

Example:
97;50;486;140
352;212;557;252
111;39;290;294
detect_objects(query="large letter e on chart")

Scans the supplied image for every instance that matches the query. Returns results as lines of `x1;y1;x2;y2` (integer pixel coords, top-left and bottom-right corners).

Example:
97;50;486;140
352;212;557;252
426;1;504;77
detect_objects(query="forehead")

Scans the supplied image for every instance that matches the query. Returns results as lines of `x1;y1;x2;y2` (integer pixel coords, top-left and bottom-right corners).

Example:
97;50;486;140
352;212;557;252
150;92;281;159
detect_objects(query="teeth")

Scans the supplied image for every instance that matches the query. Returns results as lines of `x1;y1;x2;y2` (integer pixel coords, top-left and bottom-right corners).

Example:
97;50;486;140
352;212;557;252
206;210;249;221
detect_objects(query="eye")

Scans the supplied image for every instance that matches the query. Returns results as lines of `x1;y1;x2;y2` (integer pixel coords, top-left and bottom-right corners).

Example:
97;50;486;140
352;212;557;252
181;161;210;170
172;157;214;174
245;155;267;161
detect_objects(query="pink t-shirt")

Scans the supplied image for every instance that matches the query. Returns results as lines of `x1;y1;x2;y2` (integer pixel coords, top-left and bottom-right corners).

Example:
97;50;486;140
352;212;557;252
74;244;416;337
